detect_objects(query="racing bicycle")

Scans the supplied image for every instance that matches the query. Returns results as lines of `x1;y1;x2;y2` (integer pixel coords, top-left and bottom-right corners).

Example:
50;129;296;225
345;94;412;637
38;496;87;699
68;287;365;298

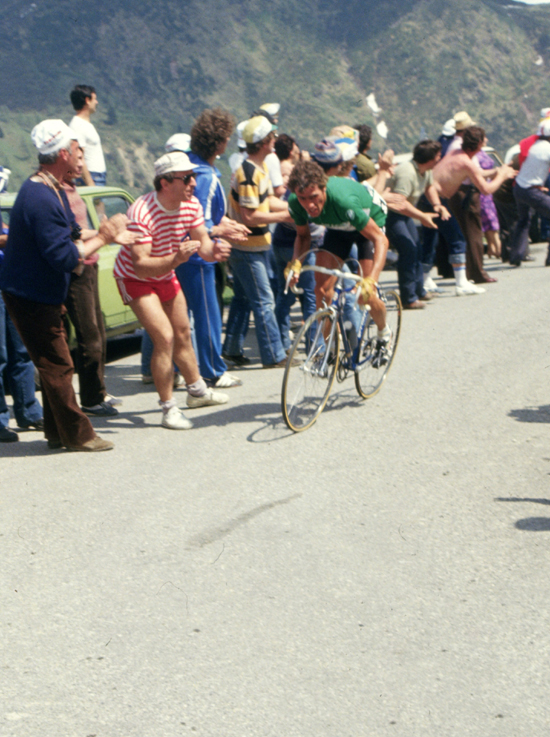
281;260;402;432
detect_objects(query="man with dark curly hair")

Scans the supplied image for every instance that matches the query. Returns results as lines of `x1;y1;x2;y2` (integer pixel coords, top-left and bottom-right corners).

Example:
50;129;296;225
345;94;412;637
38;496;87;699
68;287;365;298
177;109;250;388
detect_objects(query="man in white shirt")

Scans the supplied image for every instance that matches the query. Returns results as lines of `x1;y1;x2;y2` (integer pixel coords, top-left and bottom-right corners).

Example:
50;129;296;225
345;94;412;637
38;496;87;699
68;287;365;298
69;85;107;187
510;119;550;266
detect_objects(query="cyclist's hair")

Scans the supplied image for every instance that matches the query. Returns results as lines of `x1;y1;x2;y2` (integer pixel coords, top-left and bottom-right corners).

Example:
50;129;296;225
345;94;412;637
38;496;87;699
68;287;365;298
412;140;442;165
190;108;235;161
355;124;372;154
462;126;485;153
153;172;175;192
246;132;274;156
287;160;328;193
70;84;96;111
274;134;296;161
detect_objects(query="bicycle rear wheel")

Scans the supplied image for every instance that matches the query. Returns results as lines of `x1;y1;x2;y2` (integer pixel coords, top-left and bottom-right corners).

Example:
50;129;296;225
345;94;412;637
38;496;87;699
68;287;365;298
282;308;340;432
354;289;402;399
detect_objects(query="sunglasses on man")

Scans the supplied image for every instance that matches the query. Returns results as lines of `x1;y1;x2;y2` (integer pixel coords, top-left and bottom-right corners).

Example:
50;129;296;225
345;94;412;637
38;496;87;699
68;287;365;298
172;173;195;184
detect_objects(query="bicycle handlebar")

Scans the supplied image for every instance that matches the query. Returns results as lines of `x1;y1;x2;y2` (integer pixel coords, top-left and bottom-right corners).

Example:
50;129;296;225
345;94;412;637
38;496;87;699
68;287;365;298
284;264;364;295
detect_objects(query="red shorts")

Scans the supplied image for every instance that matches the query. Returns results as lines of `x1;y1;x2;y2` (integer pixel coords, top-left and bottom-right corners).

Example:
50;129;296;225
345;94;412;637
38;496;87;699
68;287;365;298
116;275;181;305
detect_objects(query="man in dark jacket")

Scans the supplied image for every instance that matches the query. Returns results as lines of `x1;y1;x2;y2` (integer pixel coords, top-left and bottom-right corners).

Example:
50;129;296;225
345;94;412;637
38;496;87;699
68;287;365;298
0;119;123;451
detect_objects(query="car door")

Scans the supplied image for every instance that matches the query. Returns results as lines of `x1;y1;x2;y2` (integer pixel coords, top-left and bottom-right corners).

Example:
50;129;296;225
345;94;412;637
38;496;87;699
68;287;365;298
80;188;141;336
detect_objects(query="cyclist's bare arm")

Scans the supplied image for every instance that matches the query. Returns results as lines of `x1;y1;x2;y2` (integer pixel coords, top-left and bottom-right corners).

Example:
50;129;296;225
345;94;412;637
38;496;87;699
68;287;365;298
292;224;311;261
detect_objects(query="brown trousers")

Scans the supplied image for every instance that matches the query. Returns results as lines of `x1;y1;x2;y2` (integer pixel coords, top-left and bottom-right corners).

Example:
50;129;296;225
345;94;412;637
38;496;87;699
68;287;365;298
2;291;96;447
65;263;107;407
449;185;490;283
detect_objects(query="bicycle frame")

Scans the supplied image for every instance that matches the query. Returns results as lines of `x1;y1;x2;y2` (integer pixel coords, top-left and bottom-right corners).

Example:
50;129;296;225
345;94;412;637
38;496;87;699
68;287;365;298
285;262;376;374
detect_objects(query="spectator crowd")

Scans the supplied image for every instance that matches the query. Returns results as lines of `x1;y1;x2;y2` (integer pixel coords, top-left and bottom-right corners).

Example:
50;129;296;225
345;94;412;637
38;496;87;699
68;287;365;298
1;85;549;449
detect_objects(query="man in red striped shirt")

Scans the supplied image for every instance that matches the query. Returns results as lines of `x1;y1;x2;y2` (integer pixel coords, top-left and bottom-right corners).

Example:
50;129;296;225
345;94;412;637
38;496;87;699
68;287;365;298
114;152;231;430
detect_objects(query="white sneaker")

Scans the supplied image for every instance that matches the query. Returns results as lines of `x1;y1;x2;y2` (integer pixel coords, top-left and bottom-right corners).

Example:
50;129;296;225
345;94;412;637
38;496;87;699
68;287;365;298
173;373;185;389
456;282;486;296
161;406;193;430
424;275;443;294
187;388;229;408
104;393;123;406
211;372;242;388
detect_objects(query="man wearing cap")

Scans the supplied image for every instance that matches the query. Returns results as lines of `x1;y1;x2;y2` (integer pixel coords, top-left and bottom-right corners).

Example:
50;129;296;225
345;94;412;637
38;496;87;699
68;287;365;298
0;119;125;451
223;115;291;368
113;151;231;429
509;118;550;266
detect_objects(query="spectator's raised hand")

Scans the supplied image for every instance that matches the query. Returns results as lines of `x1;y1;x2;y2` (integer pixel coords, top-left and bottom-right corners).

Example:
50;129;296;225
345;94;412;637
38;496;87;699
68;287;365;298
98;213;128;244
173;239;201;267
114;230;138;247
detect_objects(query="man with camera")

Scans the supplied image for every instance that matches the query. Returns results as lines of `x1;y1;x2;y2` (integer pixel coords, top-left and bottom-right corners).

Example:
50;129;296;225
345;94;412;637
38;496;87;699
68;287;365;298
0;120;127;451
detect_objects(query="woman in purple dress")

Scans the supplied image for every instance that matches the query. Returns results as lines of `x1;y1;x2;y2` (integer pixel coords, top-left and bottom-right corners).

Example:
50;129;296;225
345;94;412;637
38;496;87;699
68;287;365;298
477;146;502;258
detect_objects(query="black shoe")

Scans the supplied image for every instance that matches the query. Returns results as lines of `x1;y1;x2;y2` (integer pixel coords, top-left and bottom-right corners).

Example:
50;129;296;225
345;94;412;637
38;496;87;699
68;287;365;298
0;427;19;442
81;401;119;416
222;352;251;366
19;418;44;431
509;260;521;267
47;439;63;450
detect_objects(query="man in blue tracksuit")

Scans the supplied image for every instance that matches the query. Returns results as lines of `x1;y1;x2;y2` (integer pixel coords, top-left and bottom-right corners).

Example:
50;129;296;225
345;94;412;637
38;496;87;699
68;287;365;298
174;109;250;388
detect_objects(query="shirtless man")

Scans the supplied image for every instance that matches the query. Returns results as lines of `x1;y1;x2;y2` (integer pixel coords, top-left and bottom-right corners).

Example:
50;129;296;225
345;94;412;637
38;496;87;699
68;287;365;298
432;126;515;295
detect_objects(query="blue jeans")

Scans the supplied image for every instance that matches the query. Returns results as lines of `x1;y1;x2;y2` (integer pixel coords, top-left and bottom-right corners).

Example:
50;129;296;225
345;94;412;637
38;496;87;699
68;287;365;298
90;171;106;186
419;195;466;268
387;212;425;305
0;292;43;429
223;249;286;365
510;184;550;263
273;244;316;350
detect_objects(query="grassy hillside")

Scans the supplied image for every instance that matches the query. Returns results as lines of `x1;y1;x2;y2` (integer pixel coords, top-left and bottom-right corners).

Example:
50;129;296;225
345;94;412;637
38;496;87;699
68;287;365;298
1;0;549;193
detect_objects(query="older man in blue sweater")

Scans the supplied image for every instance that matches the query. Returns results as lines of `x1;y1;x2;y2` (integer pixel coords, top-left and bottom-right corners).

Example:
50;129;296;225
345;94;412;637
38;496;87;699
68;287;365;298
0;120;125;451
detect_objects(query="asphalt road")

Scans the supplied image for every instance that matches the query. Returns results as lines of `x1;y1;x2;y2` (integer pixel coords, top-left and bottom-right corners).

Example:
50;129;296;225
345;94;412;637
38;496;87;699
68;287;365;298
2;247;550;737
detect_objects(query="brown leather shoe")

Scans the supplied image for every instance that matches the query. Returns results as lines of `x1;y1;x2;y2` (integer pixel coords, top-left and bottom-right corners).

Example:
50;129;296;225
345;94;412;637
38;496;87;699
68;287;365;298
419;292;436;301
403;300;426;310
67;436;114;452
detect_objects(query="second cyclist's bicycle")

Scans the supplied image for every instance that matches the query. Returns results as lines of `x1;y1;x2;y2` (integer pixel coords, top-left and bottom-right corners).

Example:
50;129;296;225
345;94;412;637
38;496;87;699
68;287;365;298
281;262;402;432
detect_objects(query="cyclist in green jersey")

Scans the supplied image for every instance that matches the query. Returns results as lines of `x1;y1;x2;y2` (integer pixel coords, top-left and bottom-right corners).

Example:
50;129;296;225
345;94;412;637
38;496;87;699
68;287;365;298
286;159;391;345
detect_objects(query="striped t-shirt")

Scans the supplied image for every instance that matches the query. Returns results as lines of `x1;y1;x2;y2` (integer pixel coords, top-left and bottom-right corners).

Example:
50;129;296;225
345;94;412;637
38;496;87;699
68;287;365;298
114;191;204;282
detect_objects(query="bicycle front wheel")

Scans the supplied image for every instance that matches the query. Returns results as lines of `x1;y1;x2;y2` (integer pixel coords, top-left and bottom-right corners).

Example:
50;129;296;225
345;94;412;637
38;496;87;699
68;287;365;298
282;308;340;432
354;289;402;399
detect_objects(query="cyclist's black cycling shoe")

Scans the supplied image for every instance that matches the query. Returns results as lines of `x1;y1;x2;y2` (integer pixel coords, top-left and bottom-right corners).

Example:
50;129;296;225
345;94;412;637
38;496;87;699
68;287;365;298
371;338;392;369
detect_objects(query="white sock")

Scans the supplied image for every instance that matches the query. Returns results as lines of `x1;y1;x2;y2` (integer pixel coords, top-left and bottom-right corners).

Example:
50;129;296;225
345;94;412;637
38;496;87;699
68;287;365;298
159;398;177;412
187;377;207;397
378;324;391;341
453;265;469;288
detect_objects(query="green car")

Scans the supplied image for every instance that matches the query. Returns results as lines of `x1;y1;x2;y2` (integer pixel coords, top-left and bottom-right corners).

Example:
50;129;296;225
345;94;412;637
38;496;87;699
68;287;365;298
0;185;141;341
